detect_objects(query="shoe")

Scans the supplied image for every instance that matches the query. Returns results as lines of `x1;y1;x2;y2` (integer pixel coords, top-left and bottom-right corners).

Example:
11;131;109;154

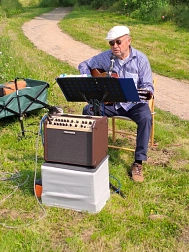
131;163;144;182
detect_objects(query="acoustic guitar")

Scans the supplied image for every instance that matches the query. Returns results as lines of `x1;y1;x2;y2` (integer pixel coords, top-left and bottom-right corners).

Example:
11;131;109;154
90;68;118;78
90;68;152;101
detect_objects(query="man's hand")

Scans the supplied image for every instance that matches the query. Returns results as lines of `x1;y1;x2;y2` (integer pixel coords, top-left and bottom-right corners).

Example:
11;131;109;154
137;89;153;100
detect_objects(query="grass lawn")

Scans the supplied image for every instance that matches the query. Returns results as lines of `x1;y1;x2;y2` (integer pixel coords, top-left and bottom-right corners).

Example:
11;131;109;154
59;8;189;82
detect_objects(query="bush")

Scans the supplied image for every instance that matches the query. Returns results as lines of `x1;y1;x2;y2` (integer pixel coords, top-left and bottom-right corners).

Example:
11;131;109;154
59;0;76;6
39;0;75;7
1;0;23;16
76;0;89;4
90;0;116;9
173;4;189;28
129;3;175;22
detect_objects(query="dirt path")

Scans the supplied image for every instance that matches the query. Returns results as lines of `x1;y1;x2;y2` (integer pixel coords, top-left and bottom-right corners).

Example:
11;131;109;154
22;7;189;120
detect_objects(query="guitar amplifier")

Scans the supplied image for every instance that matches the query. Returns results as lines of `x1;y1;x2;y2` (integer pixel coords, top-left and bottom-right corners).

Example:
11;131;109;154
43;114;108;167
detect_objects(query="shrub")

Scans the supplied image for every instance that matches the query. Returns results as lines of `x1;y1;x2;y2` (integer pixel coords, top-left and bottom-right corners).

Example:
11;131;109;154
39;0;75;7
90;0;116;9
0;0;23;16
76;0;89;5
173;4;189;28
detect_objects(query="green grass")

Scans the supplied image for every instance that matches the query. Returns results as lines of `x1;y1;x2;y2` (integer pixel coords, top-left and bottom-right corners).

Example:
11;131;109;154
59;8;189;82
0;4;189;252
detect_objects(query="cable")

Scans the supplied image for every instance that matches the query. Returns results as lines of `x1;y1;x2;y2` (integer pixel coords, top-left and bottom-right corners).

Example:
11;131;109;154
109;174;126;199
0;170;20;181
0;115;48;229
0;170;28;205
32;119;47;222
0;171;30;228
39;114;48;145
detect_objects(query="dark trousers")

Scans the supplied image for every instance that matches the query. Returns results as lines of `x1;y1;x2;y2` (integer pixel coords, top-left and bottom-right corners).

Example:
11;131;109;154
82;103;152;161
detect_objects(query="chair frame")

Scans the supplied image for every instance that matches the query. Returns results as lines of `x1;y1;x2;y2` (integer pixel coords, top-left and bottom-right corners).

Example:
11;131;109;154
108;77;157;152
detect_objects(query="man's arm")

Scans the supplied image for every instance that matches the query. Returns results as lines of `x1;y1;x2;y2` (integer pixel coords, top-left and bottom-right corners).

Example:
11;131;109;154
78;50;113;75
137;54;154;94
78;60;92;75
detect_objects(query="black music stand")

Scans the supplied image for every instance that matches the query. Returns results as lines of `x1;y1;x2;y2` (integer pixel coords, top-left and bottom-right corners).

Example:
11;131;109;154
56;77;140;116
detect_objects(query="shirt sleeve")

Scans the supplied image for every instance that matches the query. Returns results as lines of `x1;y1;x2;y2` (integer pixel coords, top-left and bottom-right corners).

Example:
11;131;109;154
137;53;154;94
78;50;112;75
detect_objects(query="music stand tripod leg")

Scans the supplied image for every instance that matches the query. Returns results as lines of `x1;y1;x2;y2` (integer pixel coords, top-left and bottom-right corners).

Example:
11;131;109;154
80;93;101;116
89;99;101;116
14;78;25;137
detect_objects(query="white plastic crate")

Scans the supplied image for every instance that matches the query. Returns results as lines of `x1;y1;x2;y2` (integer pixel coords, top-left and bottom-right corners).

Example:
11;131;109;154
41;156;110;213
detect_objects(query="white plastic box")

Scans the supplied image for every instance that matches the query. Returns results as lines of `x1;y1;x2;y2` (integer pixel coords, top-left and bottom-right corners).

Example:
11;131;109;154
41;156;110;213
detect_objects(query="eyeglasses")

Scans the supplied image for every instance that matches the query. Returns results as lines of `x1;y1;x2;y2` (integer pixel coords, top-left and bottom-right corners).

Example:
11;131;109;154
109;39;123;46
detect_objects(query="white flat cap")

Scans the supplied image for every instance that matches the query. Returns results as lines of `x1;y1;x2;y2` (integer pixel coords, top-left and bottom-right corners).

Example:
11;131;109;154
106;26;130;41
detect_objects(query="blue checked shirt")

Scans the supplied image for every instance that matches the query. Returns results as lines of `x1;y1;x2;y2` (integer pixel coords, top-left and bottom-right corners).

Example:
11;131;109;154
78;46;154;111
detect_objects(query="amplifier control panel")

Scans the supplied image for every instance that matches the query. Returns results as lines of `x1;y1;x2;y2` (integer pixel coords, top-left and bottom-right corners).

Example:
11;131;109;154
45;114;100;132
